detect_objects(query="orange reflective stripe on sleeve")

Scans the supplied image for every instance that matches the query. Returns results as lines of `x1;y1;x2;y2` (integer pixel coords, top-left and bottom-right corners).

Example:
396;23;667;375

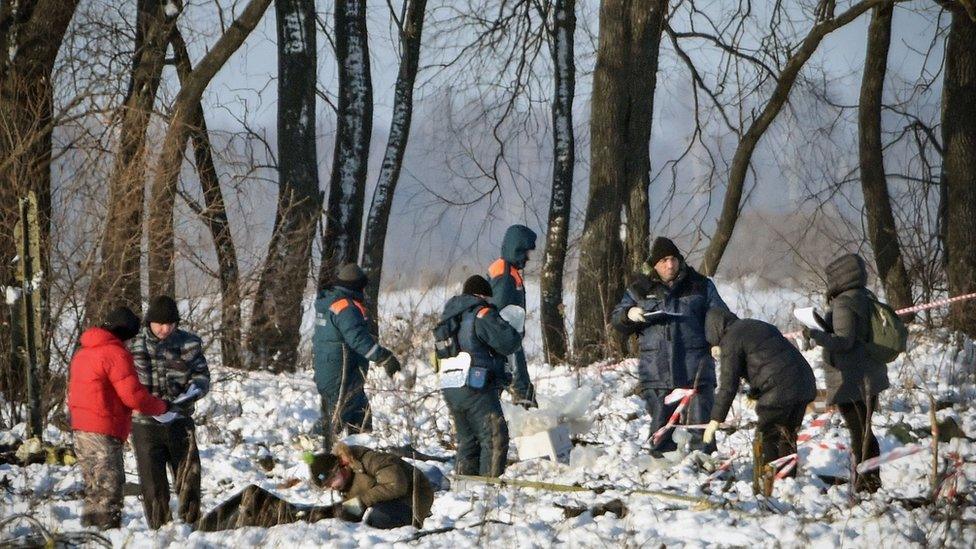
477;307;491;318
488;258;507;279
352;300;368;318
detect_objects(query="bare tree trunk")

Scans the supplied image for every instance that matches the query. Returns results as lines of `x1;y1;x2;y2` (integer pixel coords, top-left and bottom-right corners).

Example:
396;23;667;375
86;0;180;323
573;0;664;364
146;0;273;298
857;2;914;316
318;0;372;290
361;0;427;329
247;0;320;373
700;0;885;276
540;0;576;365
942;6;976;338
0;0;79;424
169;29;244;371
623;0;666;276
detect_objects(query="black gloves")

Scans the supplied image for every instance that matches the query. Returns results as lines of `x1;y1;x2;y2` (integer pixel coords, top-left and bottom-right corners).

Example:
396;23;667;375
380;355;402;378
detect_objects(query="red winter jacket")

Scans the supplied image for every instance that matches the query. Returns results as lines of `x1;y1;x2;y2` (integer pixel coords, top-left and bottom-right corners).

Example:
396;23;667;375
68;327;167;440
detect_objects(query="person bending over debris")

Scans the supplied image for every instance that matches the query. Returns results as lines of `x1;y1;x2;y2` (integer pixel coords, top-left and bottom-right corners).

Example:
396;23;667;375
129;295;211;528
307;442;434;529
68;306;169;530
435;275;522;477
702;308;817;473
313;263;402;446
611;237;729;454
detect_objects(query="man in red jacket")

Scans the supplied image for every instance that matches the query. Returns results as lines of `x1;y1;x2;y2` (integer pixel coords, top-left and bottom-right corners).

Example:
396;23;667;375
67;306;169;530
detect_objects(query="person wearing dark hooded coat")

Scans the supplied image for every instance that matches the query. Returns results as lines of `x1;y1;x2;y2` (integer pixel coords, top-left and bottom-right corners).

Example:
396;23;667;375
487;224;538;407
804;253;889;493
611;237;729;453
701;308;816;470
313;263;402;446
438;275;522;477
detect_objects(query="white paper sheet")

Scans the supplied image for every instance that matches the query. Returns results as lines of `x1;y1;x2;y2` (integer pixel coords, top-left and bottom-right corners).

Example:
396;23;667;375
793;307;827;330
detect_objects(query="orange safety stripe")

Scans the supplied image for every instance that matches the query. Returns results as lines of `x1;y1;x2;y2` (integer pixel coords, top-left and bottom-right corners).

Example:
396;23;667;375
477;307;491;318
488;258;524;289
488;258;507;279
330;298;368;318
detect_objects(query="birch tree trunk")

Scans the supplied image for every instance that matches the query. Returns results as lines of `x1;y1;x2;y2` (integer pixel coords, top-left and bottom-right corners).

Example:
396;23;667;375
318;0;372;289
540;0;576;364
361;0;427;328
248;0;320;372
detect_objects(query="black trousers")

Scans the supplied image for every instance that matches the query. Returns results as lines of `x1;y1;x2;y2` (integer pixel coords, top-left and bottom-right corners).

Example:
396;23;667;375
131;417;202;529
837;396;882;493
365;500;415;529
755;401;808;475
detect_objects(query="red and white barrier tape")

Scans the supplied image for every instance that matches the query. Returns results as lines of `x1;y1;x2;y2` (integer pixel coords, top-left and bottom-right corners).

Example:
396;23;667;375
936;452;964;500
896;292;976;315
855;443;925;474
651;388;696;446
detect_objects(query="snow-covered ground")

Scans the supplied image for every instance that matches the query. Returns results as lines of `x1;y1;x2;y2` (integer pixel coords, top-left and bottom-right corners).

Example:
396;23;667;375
1;283;974;547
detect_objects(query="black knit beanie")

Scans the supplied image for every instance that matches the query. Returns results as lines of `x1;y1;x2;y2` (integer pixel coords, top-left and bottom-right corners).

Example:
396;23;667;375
648;237;683;267
103;306;141;341
145;295;180;324
462;275;493;297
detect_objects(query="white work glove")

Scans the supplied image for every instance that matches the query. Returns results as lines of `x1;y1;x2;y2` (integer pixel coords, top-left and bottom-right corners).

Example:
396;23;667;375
702;420;721;445
340;497;365;521
627;307;645;323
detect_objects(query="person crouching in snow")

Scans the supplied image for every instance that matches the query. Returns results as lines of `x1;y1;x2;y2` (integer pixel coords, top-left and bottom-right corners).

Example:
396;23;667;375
307;442;434;529
67;306;169;529
702;308;816;474
438;275;522;477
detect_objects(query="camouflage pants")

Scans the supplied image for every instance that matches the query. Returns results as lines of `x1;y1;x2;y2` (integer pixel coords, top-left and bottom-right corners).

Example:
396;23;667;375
73;431;124;529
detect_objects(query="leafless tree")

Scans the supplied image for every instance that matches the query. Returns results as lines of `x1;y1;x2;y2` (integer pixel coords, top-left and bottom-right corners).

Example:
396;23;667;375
940;1;976;337
573;0;667;364
318;0;372;289
361;0;429;330
85;0;180;323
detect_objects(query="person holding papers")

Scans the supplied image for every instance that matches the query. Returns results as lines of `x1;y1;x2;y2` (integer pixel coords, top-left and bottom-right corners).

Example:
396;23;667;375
611;237;730;453
129;295;211;528
68;306;169;529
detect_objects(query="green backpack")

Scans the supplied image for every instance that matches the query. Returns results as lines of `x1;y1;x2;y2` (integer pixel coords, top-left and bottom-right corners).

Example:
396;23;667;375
865;293;908;363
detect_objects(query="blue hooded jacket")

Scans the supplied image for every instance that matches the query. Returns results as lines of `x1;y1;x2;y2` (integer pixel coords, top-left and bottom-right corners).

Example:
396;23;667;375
488;225;537;311
611;264;729;389
312;285;390;397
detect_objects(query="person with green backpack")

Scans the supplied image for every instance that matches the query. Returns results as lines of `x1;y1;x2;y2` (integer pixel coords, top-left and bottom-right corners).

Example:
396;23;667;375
804;253;907;493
